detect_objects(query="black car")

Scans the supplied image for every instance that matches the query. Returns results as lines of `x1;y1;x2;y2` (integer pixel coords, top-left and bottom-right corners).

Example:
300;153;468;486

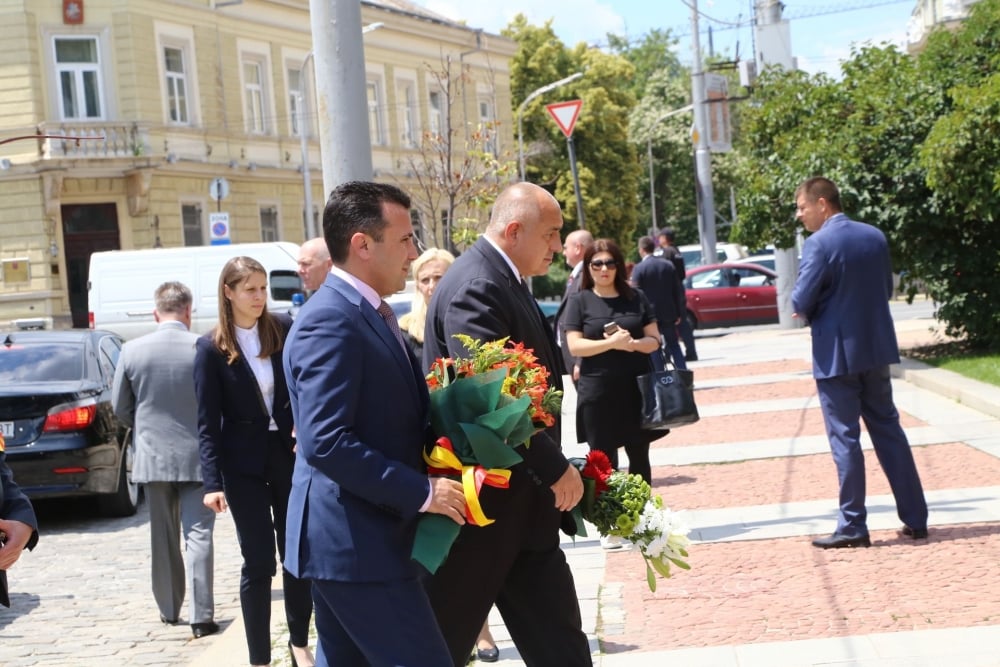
0;328;139;517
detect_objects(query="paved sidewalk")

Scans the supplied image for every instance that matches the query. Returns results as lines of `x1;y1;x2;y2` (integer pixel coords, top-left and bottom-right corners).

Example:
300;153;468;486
190;312;1000;666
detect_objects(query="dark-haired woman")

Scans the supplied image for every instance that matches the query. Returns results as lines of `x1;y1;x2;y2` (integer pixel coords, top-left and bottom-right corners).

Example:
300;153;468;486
193;256;314;667
564;238;662;493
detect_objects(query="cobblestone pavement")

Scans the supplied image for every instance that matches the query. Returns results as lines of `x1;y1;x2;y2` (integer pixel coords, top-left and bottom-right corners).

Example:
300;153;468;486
0;498;245;667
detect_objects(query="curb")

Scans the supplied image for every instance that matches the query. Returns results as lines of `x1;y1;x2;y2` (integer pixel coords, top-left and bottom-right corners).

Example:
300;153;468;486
893;357;1000;421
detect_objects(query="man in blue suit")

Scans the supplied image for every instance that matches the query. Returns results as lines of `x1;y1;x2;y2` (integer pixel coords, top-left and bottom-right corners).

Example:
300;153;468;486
283;181;467;665
792;177;928;549
1;434;38;608
630;236;687;369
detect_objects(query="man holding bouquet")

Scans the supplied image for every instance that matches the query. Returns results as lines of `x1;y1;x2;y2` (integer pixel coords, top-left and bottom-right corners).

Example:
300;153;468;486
283;181;467;665
423;182;592;666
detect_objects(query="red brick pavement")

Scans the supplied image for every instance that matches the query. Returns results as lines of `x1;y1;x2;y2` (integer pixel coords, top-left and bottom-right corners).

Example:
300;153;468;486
602;358;1000;654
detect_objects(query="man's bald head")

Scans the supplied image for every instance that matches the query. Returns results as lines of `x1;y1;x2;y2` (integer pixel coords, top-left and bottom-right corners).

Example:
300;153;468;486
297;237;333;291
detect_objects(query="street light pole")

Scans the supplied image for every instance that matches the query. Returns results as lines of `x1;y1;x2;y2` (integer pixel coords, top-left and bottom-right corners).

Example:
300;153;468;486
298;52;315;240
516;72;583;181
646;104;693;236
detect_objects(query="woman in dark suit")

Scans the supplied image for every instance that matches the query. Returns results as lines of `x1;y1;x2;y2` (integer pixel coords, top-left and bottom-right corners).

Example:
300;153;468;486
564;239;662;490
194;256;314;667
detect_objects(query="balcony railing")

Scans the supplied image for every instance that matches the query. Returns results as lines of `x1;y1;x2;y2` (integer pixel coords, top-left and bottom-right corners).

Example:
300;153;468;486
35;122;150;159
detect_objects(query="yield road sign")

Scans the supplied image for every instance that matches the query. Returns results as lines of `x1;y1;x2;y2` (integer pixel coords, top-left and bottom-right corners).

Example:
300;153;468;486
545;100;583;138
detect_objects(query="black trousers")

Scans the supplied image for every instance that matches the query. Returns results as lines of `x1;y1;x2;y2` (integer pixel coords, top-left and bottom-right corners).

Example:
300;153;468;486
223;432;313;665
424;472;592;667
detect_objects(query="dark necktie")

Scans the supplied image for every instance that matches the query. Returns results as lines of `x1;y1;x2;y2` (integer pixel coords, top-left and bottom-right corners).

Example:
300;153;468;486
376;300;408;354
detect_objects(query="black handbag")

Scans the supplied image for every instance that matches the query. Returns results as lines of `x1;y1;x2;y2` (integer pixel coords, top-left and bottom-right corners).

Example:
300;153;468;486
636;350;699;430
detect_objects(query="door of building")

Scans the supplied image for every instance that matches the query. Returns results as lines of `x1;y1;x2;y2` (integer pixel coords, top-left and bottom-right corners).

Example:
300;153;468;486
61;203;121;328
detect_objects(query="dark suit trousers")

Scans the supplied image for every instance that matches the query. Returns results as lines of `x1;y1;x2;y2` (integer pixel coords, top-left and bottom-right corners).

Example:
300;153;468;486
424;474;592;667
224;432;313;664
816;366;928;537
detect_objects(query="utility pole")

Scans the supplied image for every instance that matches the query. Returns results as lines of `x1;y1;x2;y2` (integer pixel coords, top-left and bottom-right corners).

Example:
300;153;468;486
689;0;717;266
754;0;802;329
309;0;372;198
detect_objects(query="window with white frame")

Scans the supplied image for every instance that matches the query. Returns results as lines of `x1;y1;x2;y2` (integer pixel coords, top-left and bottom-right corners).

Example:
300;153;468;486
164;46;189;124
367;80;384;145
243;59;268;134
260;206;279;242
288;66;303;137
428;89;443;136
398;80;418;147
182;204;204;246
54;36;104;120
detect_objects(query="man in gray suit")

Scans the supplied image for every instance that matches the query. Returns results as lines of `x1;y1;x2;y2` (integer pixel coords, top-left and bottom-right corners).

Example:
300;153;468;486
112;282;218;638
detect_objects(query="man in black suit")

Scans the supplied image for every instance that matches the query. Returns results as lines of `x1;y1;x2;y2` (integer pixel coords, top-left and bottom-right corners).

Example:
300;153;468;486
630;236;687;369
554;228;593;384
423;182;592;666
0;434;38;608
657;227;697;361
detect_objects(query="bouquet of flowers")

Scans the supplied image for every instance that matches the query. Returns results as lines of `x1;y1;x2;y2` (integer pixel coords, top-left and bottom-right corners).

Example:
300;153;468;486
412;335;563;573
570;451;692;592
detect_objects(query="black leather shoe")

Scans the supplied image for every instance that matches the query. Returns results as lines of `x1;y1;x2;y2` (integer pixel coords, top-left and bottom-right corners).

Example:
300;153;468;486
191;621;220;639
812;533;871;549
160;615;179;625
684;353;698;362
476;646;499;663
900;525;929;539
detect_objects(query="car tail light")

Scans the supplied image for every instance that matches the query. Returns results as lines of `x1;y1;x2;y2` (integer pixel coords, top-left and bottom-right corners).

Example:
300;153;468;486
44;404;97;431
88;312;95;329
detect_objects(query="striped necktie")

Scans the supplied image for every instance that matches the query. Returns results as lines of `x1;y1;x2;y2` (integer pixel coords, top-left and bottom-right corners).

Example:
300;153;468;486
376;300;408;354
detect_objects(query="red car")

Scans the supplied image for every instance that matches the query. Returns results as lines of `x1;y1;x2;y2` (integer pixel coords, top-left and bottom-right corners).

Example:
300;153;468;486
683;262;778;329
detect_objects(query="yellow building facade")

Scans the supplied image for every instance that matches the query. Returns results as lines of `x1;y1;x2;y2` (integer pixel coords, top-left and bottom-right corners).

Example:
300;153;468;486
0;0;515;328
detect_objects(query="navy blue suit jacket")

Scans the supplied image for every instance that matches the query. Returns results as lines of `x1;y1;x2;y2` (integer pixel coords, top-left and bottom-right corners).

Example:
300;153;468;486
792;213;900;379
283;273;431;583
1;451;38;607
193;315;295;493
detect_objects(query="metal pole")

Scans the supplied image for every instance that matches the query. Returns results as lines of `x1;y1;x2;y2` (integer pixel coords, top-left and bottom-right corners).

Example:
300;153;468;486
690;0;717;265
299;54;315;239
647;135;656;237
646;104;693;238
567;135;585;230
516;72;583;181
310;0;372;194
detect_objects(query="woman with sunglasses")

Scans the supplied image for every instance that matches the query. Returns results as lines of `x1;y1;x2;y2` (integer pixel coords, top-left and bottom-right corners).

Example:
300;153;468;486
563;239;662;510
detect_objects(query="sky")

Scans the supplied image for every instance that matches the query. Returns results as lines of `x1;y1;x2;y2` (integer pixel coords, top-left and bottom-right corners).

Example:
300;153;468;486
412;0;916;77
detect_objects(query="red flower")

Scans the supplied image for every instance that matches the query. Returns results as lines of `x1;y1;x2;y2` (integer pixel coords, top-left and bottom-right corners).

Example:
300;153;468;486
581;450;613;497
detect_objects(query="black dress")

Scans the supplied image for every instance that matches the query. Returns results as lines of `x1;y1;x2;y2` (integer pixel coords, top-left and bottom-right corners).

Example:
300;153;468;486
563;288;658;483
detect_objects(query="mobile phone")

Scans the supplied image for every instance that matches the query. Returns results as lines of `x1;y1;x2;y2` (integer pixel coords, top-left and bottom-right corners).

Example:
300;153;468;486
603;322;620;335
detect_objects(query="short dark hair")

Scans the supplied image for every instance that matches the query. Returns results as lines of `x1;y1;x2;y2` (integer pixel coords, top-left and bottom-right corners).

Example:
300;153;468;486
638;236;656;254
796;177;842;212
657;227;676;243
323;181;412;263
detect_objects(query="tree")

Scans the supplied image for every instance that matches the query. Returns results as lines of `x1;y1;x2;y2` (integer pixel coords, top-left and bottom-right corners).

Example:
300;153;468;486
504;17;642;245
397;55;515;254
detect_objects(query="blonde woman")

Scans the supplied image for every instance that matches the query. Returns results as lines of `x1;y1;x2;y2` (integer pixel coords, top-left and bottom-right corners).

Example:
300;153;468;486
398;248;455;360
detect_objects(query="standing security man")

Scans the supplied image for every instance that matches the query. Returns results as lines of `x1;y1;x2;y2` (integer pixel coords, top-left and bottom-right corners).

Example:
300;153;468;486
554;229;593;383
112;281;218;637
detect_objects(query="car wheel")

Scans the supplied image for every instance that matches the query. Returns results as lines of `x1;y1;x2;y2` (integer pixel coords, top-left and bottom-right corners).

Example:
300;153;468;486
98;431;140;517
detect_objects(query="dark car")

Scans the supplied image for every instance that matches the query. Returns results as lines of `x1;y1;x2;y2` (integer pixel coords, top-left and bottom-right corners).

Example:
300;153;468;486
684;262;779;329
0;328;139;517
536;300;559;326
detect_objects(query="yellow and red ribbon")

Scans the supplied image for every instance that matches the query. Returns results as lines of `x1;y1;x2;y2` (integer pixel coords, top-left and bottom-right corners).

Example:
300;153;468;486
424;437;511;526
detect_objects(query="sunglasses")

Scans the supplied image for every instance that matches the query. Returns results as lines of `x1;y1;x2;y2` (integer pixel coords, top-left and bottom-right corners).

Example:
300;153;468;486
590;259;618;270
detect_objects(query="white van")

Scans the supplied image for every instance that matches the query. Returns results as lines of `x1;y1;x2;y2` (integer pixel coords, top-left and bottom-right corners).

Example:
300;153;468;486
88;242;303;339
